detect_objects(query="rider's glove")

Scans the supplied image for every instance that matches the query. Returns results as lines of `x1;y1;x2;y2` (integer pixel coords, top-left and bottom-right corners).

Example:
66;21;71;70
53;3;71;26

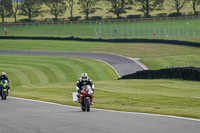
92;88;95;93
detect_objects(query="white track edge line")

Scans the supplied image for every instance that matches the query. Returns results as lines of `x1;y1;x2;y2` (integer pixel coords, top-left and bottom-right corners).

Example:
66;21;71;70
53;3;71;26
9;96;200;122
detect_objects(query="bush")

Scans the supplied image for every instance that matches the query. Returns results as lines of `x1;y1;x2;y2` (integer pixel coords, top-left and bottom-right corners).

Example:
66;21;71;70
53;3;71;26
120;67;200;81
91;16;102;20
126;15;141;19
20;19;35;22
168;12;182;17
157;13;167;17
68;16;82;21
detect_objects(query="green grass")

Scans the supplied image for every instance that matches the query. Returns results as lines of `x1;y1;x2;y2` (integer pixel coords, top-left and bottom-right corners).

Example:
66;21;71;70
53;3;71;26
0;55;119;86
1;39;200;69
141;54;200;69
10;79;200;119
0;41;200;119
1;19;200;41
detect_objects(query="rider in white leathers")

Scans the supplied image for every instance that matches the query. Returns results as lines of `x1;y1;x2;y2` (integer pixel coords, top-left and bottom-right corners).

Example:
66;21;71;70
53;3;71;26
76;73;95;103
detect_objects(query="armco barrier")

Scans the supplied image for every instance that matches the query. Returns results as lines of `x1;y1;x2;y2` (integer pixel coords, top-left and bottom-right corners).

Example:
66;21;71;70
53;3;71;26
120;67;200;81
0;36;200;47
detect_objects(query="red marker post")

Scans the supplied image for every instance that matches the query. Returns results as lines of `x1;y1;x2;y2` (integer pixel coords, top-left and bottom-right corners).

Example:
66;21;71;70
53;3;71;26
5;28;8;35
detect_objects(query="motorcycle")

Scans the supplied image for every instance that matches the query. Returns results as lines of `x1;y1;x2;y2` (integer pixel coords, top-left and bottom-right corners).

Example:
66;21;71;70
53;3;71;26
80;85;94;112
0;80;9;100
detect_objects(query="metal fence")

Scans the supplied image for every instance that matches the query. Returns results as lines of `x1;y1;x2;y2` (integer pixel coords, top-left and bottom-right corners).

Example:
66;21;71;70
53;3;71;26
167;61;200;68
1;15;200;27
94;25;200;40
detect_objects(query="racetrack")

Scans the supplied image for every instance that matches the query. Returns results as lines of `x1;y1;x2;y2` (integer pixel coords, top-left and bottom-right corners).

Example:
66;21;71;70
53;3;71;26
0;97;199;133
0;50;144;77
0;50;199;133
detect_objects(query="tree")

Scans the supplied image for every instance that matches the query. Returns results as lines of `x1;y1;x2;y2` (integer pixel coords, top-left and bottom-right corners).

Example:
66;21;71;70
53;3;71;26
0;0;13;23
135;0;165;17
78;0;100;20
20;0;43;22
189;0;200;14
106;0;134;19
12;0;23;22
66;0;79;20
44;0;67;21
169;0;189;14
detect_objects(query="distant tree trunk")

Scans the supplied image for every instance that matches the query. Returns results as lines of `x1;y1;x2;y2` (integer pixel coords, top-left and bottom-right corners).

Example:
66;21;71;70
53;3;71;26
44;0;67;21
78;0;100;20
136;0;164;18
170;0;189;14
66;0;79;21
189;0;200;15
106;0;134;19
13;0;22;23
0;0;12;23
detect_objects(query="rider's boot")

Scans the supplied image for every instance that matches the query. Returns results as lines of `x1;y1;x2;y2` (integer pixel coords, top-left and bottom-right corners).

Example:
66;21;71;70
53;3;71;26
77;97;80;103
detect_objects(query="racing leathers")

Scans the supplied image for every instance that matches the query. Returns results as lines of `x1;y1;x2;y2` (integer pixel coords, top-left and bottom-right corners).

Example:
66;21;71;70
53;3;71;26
76;77;95;103
0;75;10;95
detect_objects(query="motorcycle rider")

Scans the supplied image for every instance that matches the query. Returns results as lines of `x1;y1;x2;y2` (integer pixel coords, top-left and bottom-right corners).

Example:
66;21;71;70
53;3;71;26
76;73;95;104
0;72;10;95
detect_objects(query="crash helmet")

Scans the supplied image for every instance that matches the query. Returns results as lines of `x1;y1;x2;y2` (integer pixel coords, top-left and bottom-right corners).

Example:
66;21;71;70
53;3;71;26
1;72;6;78
81;73;88;81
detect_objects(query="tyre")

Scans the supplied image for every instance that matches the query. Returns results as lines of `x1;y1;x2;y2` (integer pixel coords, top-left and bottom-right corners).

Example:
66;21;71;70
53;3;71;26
2;91;7;100
85;98;90;112
81;105;86;111
2;95;6;100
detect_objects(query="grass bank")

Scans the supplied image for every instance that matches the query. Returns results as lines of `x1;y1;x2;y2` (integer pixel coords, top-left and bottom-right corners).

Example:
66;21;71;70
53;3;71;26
0;55;118;86
0;40;200;119
1;20;200;41
1;39;200;69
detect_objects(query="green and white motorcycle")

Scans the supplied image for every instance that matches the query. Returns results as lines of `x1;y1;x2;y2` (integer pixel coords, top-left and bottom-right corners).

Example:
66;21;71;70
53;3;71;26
0;80;10;100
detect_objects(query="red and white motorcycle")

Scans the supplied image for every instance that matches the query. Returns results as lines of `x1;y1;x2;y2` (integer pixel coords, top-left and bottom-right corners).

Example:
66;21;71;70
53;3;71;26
79;85;94;112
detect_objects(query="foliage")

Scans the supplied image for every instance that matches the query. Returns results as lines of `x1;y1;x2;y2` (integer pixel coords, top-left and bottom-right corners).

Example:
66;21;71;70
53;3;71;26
189;0;200;15
78;0;100;20
135;0;165;17
168;0;190;14
19;0;43;21
44;0;67;21
66;0;79;20
12;0;23;22
0;0;13;23
106;0;134;19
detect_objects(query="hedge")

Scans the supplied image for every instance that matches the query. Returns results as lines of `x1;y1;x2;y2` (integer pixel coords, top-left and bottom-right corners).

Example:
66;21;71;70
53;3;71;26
120;67;200;81
0;36;200;47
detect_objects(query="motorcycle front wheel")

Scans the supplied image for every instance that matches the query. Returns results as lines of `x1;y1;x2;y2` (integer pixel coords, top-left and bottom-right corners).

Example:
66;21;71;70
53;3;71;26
85;99;90;112
81;105;86;112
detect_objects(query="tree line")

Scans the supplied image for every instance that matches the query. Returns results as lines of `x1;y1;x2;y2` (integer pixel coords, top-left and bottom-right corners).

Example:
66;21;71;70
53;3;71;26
0;0;199;23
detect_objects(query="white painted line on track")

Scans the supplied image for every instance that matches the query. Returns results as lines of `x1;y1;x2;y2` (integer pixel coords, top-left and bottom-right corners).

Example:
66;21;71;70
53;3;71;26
9;96;200;122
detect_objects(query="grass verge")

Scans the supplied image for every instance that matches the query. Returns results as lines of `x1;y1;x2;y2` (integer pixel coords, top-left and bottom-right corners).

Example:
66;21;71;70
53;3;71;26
10;79;200;119
1;39;200;69
0;55;118;86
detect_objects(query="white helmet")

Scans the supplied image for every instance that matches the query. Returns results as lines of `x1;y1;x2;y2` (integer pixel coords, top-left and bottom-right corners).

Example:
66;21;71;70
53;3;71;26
81;73;88;81
1;72;6;77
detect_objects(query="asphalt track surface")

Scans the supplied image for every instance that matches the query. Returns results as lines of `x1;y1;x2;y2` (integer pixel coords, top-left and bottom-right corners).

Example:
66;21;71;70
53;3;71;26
0;50;199;132
0;97;199;133
0;50;144;77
